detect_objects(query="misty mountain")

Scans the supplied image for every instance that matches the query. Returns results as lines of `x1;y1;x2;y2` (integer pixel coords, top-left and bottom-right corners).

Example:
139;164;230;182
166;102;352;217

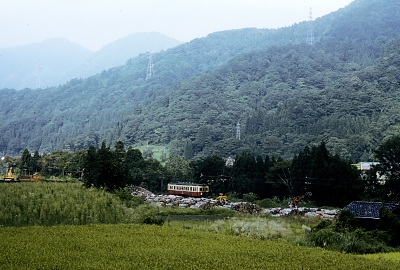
0;33;182;90
1;0;400;162
0;38;92;90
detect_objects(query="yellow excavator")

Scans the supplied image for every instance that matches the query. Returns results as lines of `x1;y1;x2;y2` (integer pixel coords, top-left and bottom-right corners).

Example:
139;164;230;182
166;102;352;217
19;173;44;182
3;167;15;182
216;193;228;202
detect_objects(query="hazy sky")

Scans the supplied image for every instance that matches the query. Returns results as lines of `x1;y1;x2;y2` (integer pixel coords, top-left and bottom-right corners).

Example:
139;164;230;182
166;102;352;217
1;0;355;51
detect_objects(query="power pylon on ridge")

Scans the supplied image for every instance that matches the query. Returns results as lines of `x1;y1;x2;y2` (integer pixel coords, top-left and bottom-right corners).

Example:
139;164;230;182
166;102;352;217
146;52;154;80
34;63;42;88
306;7;315;45
236;121;241;140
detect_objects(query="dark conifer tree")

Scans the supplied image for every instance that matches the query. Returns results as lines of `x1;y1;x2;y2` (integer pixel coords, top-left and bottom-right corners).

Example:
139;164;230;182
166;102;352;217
20;148;32;175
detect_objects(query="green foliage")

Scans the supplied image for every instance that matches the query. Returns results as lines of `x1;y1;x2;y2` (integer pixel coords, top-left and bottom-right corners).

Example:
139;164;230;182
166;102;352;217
335;209;359;231
112;187;145;208
132;204;165;225
303;209;400;254
1;224;399;269
82;141;165;191
371;135;400;200
164;155;193;182
376;207;400;246
0;182;134;226
362;252;400;263
255;197;302;208
291;142;361;206
303;227;393;254
256;198;282;208
242;192;258;203
160;205;235;217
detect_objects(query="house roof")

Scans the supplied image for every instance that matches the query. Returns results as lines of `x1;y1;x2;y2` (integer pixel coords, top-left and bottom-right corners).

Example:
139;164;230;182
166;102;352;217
344;201;399;219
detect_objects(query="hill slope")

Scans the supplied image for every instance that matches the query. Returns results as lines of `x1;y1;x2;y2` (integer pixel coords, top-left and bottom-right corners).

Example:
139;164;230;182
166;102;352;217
59;32;182;83
1;0;400;161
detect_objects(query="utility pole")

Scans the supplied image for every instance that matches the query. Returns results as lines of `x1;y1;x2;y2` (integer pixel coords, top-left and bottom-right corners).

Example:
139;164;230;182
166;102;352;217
306;7;315;46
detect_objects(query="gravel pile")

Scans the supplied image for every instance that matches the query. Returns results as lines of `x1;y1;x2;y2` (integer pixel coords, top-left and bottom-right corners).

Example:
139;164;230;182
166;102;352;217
144;194;340;218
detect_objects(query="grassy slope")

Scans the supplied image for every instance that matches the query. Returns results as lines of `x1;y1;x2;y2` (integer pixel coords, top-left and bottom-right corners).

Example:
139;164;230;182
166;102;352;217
1;224;399;270
0;182;133;226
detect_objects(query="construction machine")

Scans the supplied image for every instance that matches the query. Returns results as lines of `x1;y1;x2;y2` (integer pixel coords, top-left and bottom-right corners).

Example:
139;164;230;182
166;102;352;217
216;193;228;202
3;167;15;182
290;192;312;209
19;173;44;182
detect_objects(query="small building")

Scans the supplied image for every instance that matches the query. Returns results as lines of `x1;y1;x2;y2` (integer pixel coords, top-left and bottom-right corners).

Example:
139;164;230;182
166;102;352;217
352;162;379;172
344;201;400;219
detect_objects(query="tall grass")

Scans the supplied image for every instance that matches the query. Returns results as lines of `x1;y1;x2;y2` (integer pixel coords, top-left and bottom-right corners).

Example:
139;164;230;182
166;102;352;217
166;214;320;243
0;182;134;226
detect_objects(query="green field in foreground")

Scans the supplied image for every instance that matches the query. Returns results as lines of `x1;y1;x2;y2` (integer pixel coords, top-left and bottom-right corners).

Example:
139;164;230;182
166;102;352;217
361;252;400;263
1;224;399;270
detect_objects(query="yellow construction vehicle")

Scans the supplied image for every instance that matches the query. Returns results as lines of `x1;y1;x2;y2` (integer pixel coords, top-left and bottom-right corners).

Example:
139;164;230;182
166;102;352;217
3;167;15;182
216;193;228;202
19;173;44;182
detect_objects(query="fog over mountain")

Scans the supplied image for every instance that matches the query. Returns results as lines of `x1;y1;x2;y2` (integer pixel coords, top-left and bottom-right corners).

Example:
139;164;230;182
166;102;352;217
0;32;181;90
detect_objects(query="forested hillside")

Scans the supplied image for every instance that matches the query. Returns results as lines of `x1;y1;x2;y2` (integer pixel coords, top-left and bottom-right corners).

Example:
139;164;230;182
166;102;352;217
58;32;182;85
1;0;400;161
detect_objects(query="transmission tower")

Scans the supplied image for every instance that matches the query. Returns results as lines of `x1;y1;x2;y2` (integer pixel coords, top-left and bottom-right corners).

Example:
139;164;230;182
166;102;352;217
34;63;42;88
306;7;315;45
236;121;241;140
146;52;154;80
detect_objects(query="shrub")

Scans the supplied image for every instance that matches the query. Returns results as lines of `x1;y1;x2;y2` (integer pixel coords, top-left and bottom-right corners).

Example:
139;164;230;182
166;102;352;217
303;227;394;254
0;182;134;226
113;188;145;208
133;204;165;225
302;210;398;254
243;193;258;203
256;198;283;208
